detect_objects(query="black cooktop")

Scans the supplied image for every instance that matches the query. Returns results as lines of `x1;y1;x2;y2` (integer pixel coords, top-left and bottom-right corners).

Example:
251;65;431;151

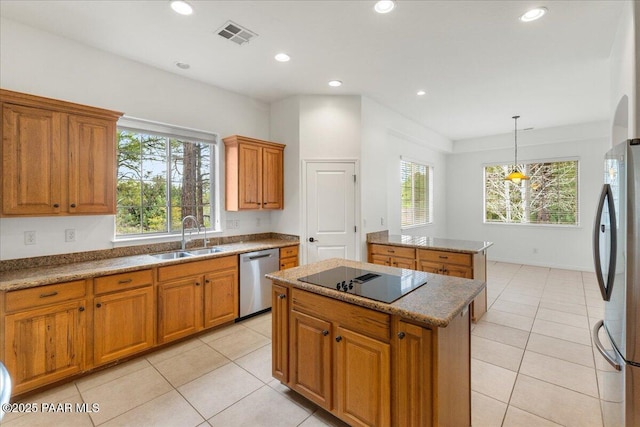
297;266;428;303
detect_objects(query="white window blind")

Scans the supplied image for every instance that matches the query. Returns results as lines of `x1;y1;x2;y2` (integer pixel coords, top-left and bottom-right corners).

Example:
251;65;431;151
401;159;433;228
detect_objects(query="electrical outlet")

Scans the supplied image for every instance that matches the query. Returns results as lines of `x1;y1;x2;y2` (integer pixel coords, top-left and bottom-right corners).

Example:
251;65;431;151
65;229;76;242
234;220;240;228
24;231;36;245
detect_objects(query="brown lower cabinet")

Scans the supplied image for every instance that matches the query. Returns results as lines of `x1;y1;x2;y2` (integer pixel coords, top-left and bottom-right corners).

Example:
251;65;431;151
1;254;240;397
157;255;238;344
273;283;470;427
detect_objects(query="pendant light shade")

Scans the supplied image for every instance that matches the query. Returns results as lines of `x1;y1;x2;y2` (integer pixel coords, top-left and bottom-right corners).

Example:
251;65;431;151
505;115;530;183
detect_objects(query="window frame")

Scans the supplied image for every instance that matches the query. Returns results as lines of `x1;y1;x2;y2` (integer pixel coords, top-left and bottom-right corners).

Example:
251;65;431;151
400;157;434;230
114;116;221;240
482;157;580;227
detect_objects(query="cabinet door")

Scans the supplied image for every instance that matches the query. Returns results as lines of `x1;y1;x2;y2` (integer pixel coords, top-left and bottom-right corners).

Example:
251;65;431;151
203;268;238;329
444;264;473;279
238;143;262;209
290;310;332;408
417;259;442;275
2;104;63;215
390;256;415;270
335;326;390;427
93;286;154;366
279;257;298;270
4;300;86;394
67;114;116;214
370;254;390;266
272;284;289;383
158;277;202;343
262;146;283;209
394;320;433;427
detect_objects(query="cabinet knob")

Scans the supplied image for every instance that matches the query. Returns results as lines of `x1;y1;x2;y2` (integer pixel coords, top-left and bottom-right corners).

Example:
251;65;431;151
263;202;267;205
278;294;286;299
79;306;85;312
256;203;261;206
398;332;406;339
205;279;210;284
53;203;60;208
322;330;329;336
70;203;76;208
196;282;201;286
96;303;102;308
335;336;342;342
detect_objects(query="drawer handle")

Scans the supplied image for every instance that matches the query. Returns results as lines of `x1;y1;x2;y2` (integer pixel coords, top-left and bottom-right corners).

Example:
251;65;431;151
387;249;395;253
439;255;449;259
278;294;286;299
335;336;342;342
39;291;59;298
322;330;329;336
398;332;406;339
118;279;133;284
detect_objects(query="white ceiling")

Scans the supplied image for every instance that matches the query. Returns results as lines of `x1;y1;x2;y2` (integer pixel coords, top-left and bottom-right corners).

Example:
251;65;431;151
0;0;624;141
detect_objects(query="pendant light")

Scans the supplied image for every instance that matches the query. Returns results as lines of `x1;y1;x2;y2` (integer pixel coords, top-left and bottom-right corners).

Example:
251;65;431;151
505;115;530;184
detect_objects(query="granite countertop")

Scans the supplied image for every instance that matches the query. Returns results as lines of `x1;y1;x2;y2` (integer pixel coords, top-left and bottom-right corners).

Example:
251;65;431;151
0;239;298;291
368;233;493;254
266;258;485;328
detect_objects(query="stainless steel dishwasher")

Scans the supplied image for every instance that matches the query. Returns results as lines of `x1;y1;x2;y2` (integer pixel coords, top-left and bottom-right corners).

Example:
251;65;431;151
239;248;279;318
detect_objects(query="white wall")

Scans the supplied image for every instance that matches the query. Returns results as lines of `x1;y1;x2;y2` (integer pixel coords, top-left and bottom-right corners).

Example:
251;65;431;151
270;96;301;236
447;122;609;271
360;97;451;242
0;18;271;260
609;1;637;142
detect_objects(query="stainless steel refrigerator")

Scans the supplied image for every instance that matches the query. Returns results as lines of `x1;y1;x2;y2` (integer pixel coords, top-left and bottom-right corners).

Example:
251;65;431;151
593;138;640;427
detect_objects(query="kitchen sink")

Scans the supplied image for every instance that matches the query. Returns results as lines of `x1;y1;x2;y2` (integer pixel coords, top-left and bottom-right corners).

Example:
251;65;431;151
151;251;194;260
187;247;225;256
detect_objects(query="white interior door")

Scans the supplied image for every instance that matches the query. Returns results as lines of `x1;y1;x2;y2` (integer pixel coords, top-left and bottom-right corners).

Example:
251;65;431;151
305;162;357;263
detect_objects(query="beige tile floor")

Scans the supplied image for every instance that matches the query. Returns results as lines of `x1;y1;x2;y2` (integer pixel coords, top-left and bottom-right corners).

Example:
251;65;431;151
2;262;610;426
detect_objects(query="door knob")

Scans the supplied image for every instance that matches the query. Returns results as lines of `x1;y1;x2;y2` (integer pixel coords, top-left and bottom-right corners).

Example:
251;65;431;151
308;237;317;242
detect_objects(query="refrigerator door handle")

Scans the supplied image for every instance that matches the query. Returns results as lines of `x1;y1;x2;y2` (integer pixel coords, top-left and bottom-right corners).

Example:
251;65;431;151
593;320;622;371
592;184;617;301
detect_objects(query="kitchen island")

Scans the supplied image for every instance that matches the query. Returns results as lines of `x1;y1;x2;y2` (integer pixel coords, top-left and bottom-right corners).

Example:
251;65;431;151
367;231;493;322
266;258;485;427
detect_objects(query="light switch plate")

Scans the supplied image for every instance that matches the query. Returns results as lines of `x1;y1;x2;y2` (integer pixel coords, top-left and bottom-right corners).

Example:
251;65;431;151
65;229;76;242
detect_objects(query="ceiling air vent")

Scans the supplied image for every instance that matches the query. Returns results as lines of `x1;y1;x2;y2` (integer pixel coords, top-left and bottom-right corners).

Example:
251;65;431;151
216;21;258;46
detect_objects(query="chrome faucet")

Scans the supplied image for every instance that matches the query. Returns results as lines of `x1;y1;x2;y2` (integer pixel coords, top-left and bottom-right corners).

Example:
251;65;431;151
181;215;199;251
199;223;210;248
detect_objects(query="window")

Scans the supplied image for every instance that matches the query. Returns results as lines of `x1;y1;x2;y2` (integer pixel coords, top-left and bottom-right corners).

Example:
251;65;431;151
115;118;218;237
484;160;579;225
401;159;433;228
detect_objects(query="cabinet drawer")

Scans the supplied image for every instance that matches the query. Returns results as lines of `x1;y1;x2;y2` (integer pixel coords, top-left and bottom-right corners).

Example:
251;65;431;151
417;249;472;267
280;245;299;258
157;255;237;282
94;269;153;295
292;288;390;342
5;280;86;313
369;244;415;260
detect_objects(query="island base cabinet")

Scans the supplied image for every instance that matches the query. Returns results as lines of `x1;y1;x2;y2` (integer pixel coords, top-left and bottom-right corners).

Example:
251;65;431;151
335;327;390;427
290;310;332;408
93;286;154;366
272;284;289;383
393;320;433;427
4;300;86;395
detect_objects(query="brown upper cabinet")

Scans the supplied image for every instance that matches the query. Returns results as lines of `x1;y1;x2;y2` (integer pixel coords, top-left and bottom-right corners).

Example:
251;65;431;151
223;135;285;211
0;89;123;216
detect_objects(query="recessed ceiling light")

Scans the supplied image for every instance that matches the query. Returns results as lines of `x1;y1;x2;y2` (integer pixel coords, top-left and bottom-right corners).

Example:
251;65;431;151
519;7;547;22
170;0;193;16
328;80;343;87
275;53;291;62
374;0;396;14
175;62;190;70
417;90;426;96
